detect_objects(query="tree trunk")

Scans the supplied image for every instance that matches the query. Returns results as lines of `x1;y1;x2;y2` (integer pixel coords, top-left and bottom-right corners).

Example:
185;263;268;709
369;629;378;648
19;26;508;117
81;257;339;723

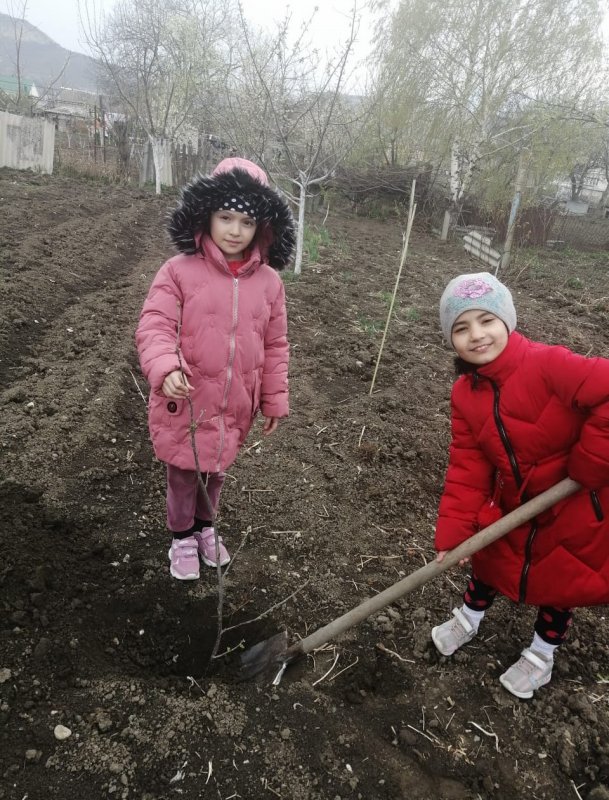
599;169;609;208
500;150;529;274
293;179;307;276
150;136;173;195
449;139;461;205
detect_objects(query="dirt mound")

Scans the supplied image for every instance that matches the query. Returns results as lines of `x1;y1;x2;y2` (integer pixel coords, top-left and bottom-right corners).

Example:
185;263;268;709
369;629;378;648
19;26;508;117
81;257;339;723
1;167;609;799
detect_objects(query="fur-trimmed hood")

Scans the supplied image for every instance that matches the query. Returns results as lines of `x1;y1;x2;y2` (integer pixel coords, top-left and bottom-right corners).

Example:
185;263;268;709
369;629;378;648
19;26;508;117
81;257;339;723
167;157;295;270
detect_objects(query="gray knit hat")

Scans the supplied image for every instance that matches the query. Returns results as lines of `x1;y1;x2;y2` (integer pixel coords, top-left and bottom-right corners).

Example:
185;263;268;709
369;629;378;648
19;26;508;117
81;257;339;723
439;272;517;341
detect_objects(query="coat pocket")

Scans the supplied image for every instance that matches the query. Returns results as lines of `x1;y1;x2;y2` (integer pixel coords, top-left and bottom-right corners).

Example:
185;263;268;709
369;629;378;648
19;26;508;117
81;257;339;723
150;397;187;430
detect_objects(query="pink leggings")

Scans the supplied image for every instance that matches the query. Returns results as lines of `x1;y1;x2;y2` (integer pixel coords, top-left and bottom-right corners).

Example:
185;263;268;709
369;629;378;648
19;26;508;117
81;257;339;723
166;465;225;534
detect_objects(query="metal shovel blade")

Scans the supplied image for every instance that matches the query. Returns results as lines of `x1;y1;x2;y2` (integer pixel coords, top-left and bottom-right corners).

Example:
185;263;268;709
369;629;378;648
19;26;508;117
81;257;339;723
237;630;289;681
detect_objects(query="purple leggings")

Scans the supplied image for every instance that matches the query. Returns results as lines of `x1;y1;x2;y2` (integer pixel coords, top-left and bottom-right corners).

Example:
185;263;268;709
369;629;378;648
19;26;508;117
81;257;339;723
464;575;573;645
166;465;225;534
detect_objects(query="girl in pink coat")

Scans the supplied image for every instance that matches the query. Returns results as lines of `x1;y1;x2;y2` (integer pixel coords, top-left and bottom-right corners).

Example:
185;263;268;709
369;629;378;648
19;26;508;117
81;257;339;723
136;158;295;580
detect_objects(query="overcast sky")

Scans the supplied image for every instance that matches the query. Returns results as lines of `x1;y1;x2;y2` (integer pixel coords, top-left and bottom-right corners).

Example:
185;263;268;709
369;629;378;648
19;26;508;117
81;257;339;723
1;0;375;61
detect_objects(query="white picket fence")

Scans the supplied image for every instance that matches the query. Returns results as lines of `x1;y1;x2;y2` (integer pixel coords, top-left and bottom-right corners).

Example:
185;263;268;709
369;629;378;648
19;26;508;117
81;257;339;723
0;111;55;174
463;230;501;272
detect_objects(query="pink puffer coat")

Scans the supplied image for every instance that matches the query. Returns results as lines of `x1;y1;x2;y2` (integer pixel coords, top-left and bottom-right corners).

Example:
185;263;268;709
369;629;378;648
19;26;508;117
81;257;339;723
136;159;295;472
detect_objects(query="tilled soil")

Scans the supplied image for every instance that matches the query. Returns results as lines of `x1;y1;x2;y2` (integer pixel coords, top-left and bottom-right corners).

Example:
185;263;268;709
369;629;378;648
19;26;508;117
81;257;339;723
1;167;609;800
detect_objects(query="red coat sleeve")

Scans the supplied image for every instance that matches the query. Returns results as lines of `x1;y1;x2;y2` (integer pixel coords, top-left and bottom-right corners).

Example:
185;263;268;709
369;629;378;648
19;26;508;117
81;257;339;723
135;260;193;393
261;280;289;418
435;387;495;551
542;346;609;489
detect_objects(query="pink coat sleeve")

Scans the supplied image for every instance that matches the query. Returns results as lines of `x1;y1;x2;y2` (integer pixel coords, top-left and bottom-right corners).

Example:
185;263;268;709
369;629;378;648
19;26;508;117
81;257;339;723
543;347;609;489
435;391;495;551
261;280;289;418
135;260;193;393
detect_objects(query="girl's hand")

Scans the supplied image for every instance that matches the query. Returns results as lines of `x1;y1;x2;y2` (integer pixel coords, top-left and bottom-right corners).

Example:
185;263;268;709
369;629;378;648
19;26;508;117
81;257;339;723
162;370;193;399
436;550;470;567
262;416;279;436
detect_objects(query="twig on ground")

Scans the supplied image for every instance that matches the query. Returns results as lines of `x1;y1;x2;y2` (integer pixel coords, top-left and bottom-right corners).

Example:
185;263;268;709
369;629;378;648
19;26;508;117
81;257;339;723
360;554;401;560
329;657;359;682
358;425;366;447
242;487;275;503
243;440;262;456
376;642;415;663
570;781;585;800
129;370;147;405
270;530;302;535
371;522;389;535
186;675;206;693
406;724;436;744
312;649;340;686
467;721;500;752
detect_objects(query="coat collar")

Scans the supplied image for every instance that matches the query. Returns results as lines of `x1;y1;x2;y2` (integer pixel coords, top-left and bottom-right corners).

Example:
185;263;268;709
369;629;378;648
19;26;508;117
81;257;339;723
474;331;528;384
199;234;262;277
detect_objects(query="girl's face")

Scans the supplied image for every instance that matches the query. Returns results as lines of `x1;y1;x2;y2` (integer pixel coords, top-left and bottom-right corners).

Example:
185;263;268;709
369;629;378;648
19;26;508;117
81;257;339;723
451;309;509;365
210;209;257;261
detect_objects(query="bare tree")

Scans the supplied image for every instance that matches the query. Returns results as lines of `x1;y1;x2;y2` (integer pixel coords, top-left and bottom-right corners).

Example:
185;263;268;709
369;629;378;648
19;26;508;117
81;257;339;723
81;0;233;193
217;3;370;274
1;0;70;114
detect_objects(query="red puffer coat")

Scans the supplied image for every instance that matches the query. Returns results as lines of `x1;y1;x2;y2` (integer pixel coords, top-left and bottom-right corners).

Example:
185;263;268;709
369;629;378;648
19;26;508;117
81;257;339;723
435;332;609;607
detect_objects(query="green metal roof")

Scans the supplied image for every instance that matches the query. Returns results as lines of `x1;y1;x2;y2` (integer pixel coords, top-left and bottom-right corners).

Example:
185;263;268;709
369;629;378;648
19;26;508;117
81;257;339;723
0;75;37;96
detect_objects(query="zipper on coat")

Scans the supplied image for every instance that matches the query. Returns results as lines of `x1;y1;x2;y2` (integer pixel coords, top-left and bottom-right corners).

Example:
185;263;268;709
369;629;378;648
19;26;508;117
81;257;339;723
518;522;537;602
490;380;525;496
216;277;239;471
590;491;604;521
489;379;536;603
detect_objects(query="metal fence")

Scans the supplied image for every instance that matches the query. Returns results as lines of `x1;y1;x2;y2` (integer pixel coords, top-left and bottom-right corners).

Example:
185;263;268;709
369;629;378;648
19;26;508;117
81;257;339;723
550;214;609;251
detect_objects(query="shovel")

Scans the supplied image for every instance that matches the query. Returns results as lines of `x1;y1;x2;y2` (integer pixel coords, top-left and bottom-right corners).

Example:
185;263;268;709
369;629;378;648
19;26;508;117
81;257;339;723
238;477;581;683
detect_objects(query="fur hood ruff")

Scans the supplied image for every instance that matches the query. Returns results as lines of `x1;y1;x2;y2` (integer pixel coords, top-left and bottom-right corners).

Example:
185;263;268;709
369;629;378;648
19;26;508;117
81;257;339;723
167;158;295;270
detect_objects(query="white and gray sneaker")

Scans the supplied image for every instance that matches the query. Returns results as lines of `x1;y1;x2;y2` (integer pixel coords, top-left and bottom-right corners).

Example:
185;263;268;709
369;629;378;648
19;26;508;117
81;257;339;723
499;648;553;699
431;607;477;656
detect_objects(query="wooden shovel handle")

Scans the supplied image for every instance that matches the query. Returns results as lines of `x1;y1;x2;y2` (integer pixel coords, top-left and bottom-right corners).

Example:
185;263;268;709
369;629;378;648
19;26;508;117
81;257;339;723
287;477;580;660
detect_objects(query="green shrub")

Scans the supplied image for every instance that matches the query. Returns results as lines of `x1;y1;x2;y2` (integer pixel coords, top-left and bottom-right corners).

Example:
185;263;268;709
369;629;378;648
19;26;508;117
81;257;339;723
303;224;331;264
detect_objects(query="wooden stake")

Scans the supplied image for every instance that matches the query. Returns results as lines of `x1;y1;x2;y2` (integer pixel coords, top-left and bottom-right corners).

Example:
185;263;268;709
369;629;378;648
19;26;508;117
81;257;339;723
369;181;417;396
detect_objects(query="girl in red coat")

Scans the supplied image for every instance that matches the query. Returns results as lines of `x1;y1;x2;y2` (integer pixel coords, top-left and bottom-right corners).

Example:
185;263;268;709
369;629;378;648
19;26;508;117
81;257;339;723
432;271;609;698
136;158;294;581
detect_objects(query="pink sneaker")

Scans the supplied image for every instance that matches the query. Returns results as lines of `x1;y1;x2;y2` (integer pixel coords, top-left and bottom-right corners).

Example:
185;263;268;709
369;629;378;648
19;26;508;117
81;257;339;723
168;536;200;580
194;527;230;568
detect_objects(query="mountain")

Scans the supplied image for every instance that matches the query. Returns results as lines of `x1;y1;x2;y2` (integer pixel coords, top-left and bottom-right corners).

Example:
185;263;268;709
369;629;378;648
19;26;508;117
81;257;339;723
0;13;99;94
